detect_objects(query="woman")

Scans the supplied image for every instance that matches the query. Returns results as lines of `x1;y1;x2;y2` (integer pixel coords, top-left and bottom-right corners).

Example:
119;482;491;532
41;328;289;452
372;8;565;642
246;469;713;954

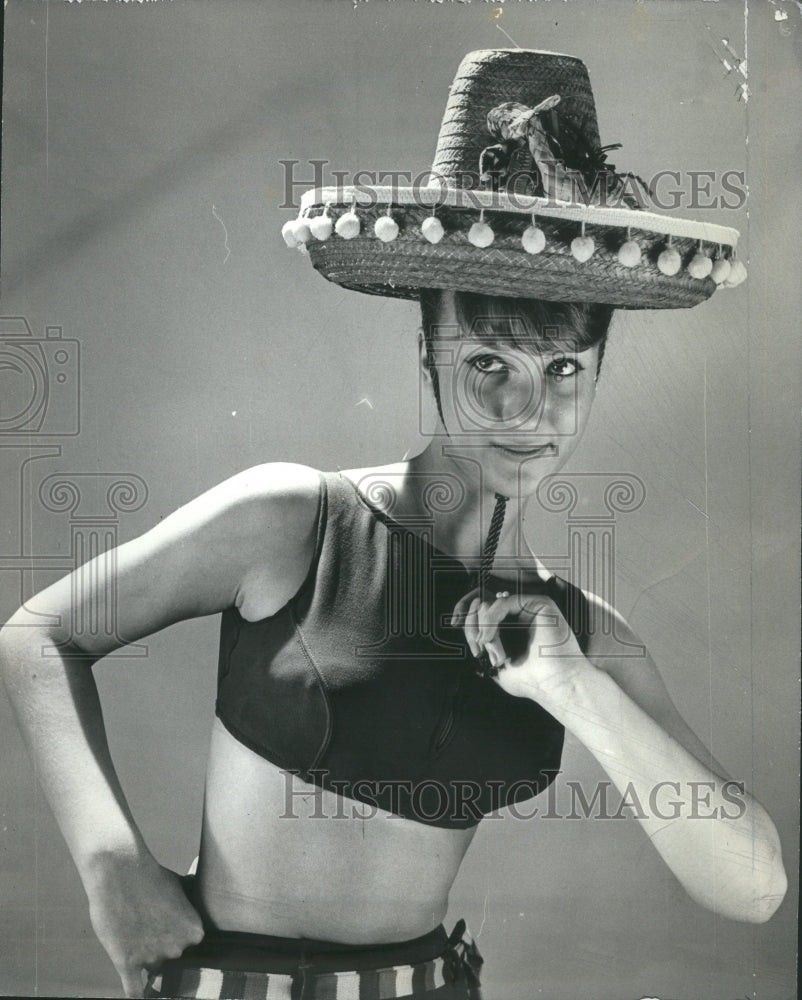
0;48;787;1000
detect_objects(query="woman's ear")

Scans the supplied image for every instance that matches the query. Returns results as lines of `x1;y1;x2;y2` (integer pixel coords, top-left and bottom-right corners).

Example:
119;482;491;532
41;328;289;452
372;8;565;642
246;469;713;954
418;331;432;385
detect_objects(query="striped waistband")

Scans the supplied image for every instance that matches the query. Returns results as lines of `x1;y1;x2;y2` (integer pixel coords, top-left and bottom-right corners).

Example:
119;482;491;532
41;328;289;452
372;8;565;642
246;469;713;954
144;920;482;999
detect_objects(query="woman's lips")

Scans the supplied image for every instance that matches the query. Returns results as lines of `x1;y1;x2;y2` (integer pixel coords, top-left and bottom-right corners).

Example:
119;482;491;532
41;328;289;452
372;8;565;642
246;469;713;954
491;442;558;458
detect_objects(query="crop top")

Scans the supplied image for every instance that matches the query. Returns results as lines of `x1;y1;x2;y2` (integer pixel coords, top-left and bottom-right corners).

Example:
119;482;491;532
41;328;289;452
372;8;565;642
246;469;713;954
215;470;591;829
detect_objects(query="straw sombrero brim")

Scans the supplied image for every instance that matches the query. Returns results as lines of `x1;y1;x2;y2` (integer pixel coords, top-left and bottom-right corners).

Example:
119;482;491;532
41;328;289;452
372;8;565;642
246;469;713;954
296;185;742;309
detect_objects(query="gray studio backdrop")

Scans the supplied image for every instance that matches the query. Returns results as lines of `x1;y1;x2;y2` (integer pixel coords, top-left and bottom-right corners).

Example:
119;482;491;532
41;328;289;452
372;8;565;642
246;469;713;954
1;2;798;998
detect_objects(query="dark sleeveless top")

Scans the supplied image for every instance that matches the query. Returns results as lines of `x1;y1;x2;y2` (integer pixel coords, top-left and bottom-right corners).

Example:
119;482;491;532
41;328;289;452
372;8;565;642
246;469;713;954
215;471;590;829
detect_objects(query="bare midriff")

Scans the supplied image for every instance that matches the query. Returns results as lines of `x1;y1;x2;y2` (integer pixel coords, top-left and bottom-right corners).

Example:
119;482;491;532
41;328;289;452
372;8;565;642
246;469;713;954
195;718;477;943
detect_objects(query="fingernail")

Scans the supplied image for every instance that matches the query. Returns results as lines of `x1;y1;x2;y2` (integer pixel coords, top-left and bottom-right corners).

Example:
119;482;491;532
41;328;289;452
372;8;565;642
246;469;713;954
488;648;500;667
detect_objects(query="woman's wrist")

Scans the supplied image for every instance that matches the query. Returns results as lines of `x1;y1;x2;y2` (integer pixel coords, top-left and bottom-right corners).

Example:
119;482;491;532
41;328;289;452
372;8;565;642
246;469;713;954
78;835;156;894
522;656;609;721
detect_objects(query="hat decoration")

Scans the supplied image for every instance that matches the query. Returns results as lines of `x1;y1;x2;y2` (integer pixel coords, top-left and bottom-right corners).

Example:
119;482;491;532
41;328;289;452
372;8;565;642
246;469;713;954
281;50;746;309
478;96;652;210
421;210;445;245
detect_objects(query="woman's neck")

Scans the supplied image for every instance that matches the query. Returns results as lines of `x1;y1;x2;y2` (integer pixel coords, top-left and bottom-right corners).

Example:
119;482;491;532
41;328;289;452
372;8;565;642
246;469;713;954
399;445;533;569
341;450;548;580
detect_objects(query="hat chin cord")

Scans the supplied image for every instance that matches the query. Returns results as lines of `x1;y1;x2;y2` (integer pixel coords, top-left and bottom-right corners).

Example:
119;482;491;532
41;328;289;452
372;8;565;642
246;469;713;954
474;491;510;680
425;344;510;678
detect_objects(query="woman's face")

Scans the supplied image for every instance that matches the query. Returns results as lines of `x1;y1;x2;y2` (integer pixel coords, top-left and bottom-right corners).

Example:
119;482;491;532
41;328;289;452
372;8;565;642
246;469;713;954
425;293;600;493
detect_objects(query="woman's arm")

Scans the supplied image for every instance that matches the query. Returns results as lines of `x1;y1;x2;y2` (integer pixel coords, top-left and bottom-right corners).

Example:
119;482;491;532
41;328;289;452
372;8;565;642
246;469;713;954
456;590;788;925
0;462;322;996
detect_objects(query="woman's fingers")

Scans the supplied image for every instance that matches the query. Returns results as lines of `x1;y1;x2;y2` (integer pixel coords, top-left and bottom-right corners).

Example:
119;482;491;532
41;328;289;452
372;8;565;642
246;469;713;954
463;597;482;656
450;588;480;629
484;594;566;666
454;590;568;667
476;594;517;648
484;633;506;670
88;860;204;1000
464;593;526;663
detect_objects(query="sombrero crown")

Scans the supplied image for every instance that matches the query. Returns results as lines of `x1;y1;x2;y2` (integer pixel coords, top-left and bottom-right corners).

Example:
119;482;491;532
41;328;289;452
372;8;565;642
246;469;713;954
432;49;601;188
282;49;745;309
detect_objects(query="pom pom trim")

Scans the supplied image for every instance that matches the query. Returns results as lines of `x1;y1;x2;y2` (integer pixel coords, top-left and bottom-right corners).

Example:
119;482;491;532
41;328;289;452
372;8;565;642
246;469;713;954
281;206;745;291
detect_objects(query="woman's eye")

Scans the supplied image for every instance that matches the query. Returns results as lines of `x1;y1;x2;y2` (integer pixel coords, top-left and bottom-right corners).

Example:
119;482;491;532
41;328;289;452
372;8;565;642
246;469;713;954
469;354;510;374
546;357;582;379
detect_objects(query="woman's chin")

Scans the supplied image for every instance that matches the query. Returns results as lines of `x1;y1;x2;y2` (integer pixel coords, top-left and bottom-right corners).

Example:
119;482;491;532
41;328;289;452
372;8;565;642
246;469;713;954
483;444;569;495
427;439;572;497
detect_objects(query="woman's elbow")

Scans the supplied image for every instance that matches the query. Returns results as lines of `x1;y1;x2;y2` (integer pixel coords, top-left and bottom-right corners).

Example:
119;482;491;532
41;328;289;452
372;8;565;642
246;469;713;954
727;804;789;924
745;859;788;924
715;847;788;924
684;820;788;924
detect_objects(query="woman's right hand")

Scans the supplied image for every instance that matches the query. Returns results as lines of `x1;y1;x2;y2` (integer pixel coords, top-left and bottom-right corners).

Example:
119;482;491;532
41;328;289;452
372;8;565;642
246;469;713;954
85;851;204;998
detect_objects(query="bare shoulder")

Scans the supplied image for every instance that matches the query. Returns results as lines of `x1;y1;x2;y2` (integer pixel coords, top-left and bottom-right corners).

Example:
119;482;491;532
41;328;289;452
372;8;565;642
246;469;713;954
579;590;651;669
128;460;325;623
199;461;322;534
180;462;323;620
577;588;662;701
4;463;325;659
144;461;321;559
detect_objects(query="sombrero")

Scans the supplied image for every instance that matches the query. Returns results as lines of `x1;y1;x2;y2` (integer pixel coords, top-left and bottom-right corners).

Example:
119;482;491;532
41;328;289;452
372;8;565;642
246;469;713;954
281;49;746;310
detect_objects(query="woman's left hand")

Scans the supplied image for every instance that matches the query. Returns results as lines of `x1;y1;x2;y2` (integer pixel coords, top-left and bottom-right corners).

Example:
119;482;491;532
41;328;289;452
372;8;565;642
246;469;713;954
451;588;593;705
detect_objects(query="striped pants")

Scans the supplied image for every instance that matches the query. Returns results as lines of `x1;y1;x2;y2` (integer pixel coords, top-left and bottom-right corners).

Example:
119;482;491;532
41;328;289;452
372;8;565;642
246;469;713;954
143;919;483;1000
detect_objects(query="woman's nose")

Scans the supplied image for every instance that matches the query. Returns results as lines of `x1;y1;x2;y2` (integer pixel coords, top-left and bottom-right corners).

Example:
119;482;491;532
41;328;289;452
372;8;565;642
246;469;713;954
478;369;546;431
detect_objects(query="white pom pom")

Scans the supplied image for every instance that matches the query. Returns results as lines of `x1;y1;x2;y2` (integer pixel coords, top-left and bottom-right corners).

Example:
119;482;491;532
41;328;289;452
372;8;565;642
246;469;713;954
617;240;641;268
374;215;399;243
421;216;445;244
468;221;494;248
710;258;731;284
281;220;300;248
687;252;713;280
521;225;546;255
335;211;361;240
309;214;333;241
571;235;595;263
294;219;312;244
724;258;747;287
657;247;681;276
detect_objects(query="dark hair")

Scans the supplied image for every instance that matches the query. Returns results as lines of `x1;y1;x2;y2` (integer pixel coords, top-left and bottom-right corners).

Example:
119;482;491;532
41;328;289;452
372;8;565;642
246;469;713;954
419;289;614;429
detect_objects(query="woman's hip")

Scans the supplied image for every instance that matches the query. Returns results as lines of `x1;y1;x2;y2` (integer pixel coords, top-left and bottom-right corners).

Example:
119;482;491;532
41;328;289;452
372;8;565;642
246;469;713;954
144;918;483;999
